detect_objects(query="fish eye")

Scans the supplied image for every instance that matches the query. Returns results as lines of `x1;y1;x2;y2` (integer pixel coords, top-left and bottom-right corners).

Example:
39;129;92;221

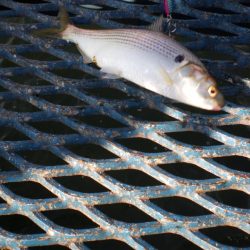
175;54;184;63
208;86;218;98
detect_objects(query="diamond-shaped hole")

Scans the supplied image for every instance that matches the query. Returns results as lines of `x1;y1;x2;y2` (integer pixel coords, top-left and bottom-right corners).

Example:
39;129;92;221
2;99;40;112
234;22;250;29
4;181;57;199
206;189;249;209
0;157;19;171
53;175;108;193
85;87;130;100
0;5;11;11
167;131;222;146
195;50;234;61
0;214;45;234
14;0;48;3
158;162;218;180
199;226;250;247
95;203;154;223
1;58;19;68
51;68;95;80
8;73;51;86
39;94;86;106
75;114;126;128
85;240;133;250
123;107;176;122
105;169;162;186
150;197;211;216
17;150;66;166
111;18;150;26
0;197;6;204
0;85;7;92
212;156;249;173
194;6;238;14
0;126;29;141
27;121;76;135
28;246;69;250
42;209;98;229
65;143;118;159
115;138;169;153
189;27;237;37
171;12;196;20
219;125;250;139
20;51;60;61
142;233;200;250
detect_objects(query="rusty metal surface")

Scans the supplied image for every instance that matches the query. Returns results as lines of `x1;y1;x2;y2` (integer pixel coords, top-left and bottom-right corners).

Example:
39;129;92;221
0;0;249;249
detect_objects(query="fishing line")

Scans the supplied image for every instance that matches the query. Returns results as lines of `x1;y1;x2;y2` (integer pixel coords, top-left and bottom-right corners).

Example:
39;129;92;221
164;0;176;36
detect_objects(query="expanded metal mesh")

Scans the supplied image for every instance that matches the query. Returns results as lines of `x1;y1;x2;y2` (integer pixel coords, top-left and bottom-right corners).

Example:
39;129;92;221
0;0;249;249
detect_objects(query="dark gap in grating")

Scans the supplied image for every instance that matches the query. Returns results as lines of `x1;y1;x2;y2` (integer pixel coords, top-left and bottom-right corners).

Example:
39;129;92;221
234;44;250;54
95;203;155;223
234;22;250;29
199;226;250;247
7;74;51;86
85;87;130;100
194;50;234;61
0;58;19;68
189;27;237;37
142;233;201;250
13;0;48;3
227;94;250;107
18;150;66;166
75;114;126;128
42;209;98;229
122;0;157;5
0;85;7;92
123;107;176;122
167;131;222;146
85;240;133;250
39;94;86;106
171;12;196;20
39;10;75;17
219;125;250;139
20;51;60;61
158;162;218;180
173;103;227;115
4;181;57;199
65;143;118;159
0;126;29;141
115;138;169;153
0;5;11;11
57;43;79;55
28;246;69;250
193;6;238;14
0;197;6;204
206;189;249;209
0;157;19;171
105;169;163;186
51;68;95;80
212;156;249;173
2;99;40;112
111;18;150;26
150;197;212;216
27;121;77;135
0;214;45;234
53;175;108;193
240;1;250;7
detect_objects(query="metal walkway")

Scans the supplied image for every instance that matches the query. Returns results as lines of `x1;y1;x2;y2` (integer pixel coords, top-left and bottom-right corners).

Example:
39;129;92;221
0;0;249;249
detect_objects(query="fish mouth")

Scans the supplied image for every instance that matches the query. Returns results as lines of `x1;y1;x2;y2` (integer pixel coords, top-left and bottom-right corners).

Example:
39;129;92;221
211;96;225;111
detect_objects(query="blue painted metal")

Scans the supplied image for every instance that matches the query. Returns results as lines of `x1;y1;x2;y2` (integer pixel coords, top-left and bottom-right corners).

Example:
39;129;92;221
0;0;249;249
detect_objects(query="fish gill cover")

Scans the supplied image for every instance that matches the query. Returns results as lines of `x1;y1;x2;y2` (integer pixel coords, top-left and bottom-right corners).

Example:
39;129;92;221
0;0;249;249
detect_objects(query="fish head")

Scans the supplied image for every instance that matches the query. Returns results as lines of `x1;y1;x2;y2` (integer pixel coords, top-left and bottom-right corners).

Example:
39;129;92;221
175;62;225;111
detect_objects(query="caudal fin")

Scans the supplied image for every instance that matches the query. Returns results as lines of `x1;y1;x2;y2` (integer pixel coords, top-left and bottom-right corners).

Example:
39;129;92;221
33;7;71;38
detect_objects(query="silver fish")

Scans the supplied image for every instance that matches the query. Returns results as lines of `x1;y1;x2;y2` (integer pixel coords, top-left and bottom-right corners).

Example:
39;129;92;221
39;8;225;110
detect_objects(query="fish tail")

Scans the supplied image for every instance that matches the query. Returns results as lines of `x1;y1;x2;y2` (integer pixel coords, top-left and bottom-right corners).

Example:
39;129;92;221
33;7;73;39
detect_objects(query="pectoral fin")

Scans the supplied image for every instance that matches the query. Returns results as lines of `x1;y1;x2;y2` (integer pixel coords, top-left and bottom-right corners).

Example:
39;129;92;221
76;45;92;64
100;67;121;79
160;68;172;85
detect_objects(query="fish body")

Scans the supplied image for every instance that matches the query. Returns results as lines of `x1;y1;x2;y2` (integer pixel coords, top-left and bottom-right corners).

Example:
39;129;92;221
44;8;225;110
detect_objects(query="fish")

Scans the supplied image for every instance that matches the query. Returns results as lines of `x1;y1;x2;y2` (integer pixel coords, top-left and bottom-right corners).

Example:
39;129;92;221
36;7;225;111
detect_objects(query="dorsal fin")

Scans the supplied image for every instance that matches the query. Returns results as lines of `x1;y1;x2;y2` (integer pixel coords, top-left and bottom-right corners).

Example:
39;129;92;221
148;15;164;32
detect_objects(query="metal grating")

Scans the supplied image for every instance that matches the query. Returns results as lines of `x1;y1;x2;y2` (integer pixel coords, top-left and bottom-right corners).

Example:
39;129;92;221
0;0;249;249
